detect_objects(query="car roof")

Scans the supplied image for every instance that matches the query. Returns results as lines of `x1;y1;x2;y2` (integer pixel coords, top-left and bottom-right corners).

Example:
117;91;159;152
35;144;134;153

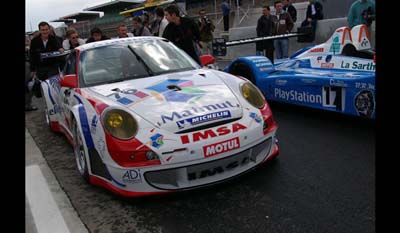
77;36;167;51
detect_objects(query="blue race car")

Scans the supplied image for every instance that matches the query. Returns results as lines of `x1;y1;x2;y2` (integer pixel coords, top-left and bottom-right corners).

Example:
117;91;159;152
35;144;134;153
224;25;375;119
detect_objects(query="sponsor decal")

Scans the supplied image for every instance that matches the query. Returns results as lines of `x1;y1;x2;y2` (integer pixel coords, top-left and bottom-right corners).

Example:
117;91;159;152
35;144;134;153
133;90;148;98
160;100;238;124
275;79;287;86
91;115;98;134
354;90;375;118
162;88;205;103
317;56;323;63
150;133;164;148
122;170;142;183
145;79;205;103
48;104;61;115
203;137;240;157
187;153;253;181
301;79;316;84
361;38;369;47
180;123;247;144
117;97;133;105
249;112;262;124
329;36;341;53
330;79;348;87
355;82;375;90
310;48;324;53
255;62;271;67
176;110;231;129
274;88;322;104
325;55;332;63
340;61;375;71
97;139;105;153
321;63;334;68
260;67;273;72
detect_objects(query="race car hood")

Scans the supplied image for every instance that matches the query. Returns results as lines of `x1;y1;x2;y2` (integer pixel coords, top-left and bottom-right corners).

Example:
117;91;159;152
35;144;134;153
88;69;243;133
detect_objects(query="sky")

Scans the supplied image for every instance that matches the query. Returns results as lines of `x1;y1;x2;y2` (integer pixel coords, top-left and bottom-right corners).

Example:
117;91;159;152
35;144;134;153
25;0;108;32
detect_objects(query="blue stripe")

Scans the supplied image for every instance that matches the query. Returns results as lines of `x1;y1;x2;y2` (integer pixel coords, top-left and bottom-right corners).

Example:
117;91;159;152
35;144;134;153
43;81;55;105
74;95;95;149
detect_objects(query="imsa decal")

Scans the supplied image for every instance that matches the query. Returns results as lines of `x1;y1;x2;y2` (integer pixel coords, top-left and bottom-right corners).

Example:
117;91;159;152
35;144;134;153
181;123;247;144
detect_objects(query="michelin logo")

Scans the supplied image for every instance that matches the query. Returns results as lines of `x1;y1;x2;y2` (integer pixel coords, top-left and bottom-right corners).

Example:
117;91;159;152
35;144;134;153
274;88;322;104
177;110;231;129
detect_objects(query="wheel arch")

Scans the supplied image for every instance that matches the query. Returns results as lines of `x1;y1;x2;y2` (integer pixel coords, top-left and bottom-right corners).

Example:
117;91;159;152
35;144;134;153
224;56;275;86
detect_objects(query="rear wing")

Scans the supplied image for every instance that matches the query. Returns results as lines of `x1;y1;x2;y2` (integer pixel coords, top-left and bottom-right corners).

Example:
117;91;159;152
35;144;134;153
294;24;372;59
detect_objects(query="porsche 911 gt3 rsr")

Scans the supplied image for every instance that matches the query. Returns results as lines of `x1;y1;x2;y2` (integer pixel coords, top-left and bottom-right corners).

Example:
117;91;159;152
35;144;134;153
41;37;279;197
225;24;375;119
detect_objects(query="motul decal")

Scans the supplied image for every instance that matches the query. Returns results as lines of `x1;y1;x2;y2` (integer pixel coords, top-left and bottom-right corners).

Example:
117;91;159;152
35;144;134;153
181;123;247;144
203;137;240;157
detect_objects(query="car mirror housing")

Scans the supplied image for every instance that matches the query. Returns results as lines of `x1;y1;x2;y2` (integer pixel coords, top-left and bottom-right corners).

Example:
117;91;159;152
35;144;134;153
60;74;78;88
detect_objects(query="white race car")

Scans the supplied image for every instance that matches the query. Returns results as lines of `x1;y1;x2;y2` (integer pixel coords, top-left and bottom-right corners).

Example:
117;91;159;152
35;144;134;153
41;37;279;197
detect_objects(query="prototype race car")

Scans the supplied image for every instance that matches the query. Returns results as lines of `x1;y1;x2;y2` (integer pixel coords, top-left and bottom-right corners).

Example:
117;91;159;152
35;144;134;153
41;37;279;197
225;24;376;119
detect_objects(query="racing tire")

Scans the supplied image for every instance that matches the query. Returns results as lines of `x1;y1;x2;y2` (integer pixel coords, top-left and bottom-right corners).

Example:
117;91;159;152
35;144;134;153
72;119;90;183
229;62;256;85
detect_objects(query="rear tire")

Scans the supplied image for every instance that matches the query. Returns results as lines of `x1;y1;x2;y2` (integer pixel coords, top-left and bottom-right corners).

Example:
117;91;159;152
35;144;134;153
72;119;90;183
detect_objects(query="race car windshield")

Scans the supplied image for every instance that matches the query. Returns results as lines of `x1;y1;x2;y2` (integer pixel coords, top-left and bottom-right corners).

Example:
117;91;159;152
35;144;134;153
80;40;200;87
128;40;200;75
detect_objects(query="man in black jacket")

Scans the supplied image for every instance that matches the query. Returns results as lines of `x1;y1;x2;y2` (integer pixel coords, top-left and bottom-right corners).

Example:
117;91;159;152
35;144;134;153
29;21;64;81
283;0;297;22
162;5;201;65
256;6;277;63
301;0;324;36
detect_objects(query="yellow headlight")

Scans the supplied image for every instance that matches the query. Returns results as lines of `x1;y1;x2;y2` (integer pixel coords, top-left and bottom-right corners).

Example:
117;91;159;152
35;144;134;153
241;82;265;109
108;113;123;128
102;109;138;140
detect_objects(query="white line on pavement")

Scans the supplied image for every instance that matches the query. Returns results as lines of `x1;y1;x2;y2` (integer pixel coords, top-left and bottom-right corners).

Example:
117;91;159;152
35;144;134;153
26;164;70;233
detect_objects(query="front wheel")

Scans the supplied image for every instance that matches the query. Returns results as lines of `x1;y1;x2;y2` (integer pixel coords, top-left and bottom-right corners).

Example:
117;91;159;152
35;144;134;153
72;119;90;183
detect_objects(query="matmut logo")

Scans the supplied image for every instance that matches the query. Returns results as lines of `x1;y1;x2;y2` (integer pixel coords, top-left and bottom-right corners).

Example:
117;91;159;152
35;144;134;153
181;123;247;144
203;137;240;157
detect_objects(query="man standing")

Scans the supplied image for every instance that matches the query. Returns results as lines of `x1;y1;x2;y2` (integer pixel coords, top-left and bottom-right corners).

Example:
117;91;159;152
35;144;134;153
256;6;277;63
132;16;152;36
29;21;64;82
62;28;85;50
273;0;294;59
198;9;215;55
221;0;230;32
348;0;375;28
85;27;110;43
283;0;297;22
150;7;169;36
162;5;201;65
116;24;134;38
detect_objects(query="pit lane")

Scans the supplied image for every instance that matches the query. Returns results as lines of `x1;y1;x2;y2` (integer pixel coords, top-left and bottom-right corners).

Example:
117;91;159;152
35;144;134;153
25;62;375;233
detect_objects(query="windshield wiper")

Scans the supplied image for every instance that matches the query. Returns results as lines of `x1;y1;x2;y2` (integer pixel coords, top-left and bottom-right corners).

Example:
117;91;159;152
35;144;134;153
127;45;154;76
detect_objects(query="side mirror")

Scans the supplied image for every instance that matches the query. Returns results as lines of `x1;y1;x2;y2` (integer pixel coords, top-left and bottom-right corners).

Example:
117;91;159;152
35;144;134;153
60;74;78;88
200;55;216;67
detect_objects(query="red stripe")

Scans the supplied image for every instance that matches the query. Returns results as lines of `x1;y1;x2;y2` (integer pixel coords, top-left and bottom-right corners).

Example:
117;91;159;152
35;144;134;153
259;100;278;135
